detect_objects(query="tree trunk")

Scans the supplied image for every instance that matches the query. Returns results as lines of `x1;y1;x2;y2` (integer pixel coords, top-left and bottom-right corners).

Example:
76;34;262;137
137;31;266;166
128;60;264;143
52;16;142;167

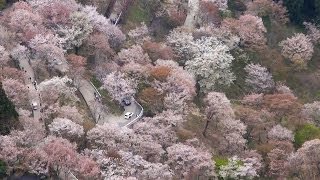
105;0;117;18
202;120;210;137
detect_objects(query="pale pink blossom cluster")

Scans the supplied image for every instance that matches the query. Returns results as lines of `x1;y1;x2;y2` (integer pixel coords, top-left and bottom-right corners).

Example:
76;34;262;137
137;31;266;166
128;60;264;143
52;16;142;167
268;125;294;141
279;33;314;64
303;22;320;44
244;63;275;93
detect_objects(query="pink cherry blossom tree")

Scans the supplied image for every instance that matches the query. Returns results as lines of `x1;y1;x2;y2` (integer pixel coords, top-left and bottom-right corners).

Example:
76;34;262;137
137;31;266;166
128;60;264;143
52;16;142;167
81;5;126;47
8;2;44;42
267;148;288;178
286;139;320;179
118;45;151;65
203;92;235;136
75;155;100;179
86;123;133;150
268;124;294;142
0;135;22;173
23;148;49;176
58;11;93;49
304;22;320;44
101;72;136;103
223;15;267;49
218;156;261;179
48;118;84;142
246;0;289;24
152;60;196;113
166;143;215;179
56;105;84;124
38;76;79;106
2;78;29;107
41;136;78;176
244;63;275;93
279;33;314;66
0;45;10;66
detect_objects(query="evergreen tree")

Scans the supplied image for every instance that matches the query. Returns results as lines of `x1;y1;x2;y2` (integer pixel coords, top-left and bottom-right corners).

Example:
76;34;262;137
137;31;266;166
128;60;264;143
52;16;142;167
0;82;19;135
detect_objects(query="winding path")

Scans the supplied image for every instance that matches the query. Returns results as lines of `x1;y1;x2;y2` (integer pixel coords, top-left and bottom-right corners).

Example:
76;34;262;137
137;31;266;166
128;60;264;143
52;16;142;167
77;79;143;127
18;58;41;121
184;0;200;29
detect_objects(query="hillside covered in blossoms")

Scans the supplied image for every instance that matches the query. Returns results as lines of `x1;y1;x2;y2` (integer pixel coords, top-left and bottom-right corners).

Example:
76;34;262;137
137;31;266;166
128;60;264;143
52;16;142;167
1;0;320;179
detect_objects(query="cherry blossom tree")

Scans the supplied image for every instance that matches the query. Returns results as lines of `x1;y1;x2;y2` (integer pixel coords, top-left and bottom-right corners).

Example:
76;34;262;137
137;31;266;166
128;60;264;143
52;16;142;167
166;143;215;178
0;46;10;66
246;0;289;24
219;120;247;155
38;76;79;106
242;93;264;106
244;63;275;93
66;54;87;87
28;33;65;50
202;0;228;10
185;36;235;92
304;22;320;44
28;35;67;71
223;15;267;49
279;33;314;66
195;26;240;50
81;5;125;47
204;92;247;154
117;45;151;65
275;83;294;95
8;2;44;42
85;149;172;179
151;60;196;113
87;123;165;162
35;0;79;26
268;125;294;142
203;92;235;136
267;148;288;178
198;1;221;26
133;111;183;148
56;105;84;124
133;121;177;148
23;148;49;176
128;22;150;44
167;28;194;62
2;78;29;107
41;136;78;175
10;45;30;63
75;155;100;179
218;156;261;179
0;135;22;173
101;72;136;103
80;32;114;67
286;139;320;179
0;26;16;49
11;109;46;147
48;118;84;142
58;11;93;49
302;101;320;126
86;123;133;150
0;67;25;83
263;93;301;116
142;41;175;61
119;151;172;179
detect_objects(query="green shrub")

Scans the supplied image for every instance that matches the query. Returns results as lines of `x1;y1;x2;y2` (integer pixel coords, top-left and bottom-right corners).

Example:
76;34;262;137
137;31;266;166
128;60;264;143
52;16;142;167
214;156;229;170
0;160;6;178
0;0;6;10
294;124;320;147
